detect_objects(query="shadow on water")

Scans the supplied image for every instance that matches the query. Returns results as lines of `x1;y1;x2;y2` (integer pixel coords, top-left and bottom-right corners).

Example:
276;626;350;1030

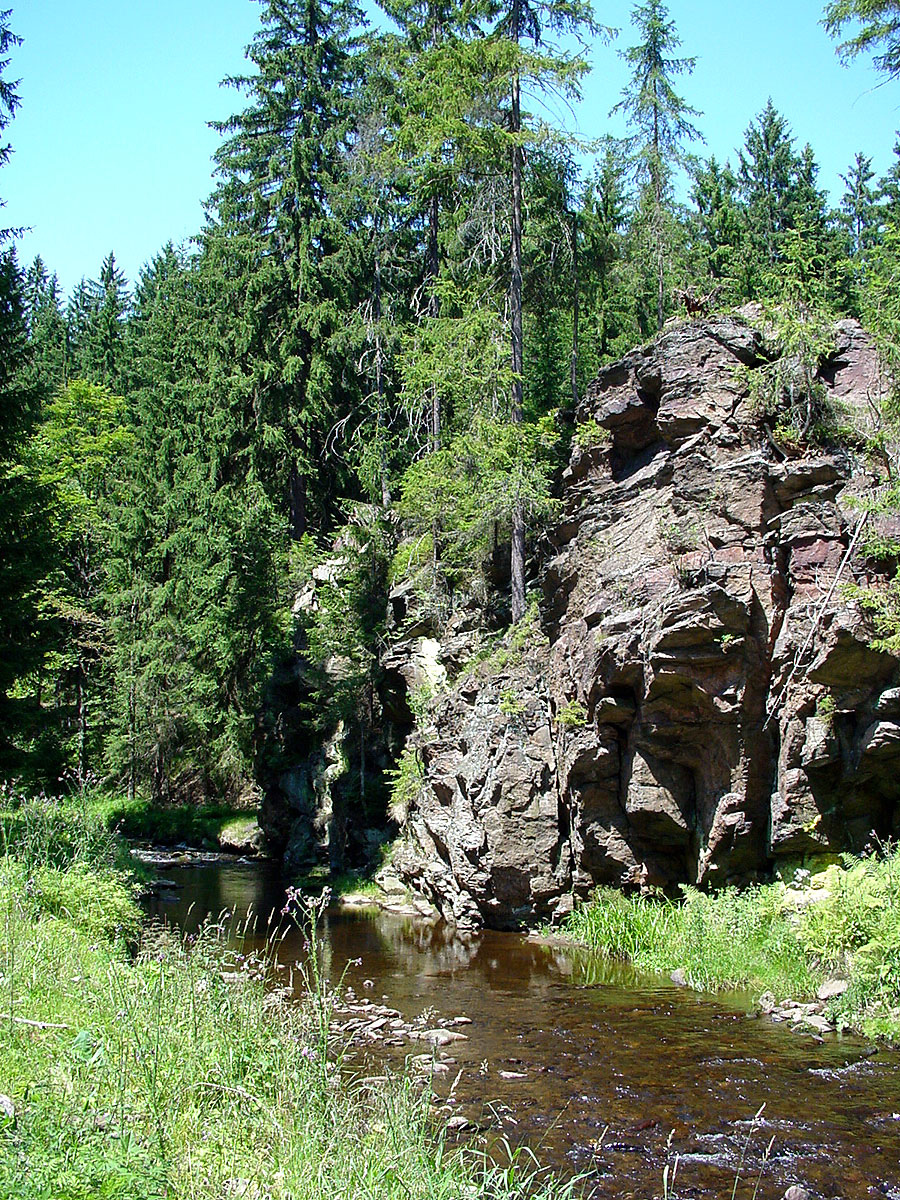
146;858;900;1200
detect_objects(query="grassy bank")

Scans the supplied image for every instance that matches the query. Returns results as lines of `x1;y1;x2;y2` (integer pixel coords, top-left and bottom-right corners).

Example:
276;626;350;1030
0;796;576;1200
558;850;900;1039
87;792;264;851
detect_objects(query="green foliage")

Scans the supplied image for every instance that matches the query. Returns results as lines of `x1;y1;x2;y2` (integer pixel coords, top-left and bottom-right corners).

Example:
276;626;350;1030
563;883;818;997
0;788;124;873
744;224;846;451
823;0;900;78
798;846;900;1032
572;417;612;451
612;0;702;330
499;687;526;717
562;850;900;1037
385;745;424;824
555;699;588;728
398;416;558;589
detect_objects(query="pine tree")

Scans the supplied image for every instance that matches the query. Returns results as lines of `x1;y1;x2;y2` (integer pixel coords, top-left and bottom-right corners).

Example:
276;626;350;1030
737;100;810;282
612;0;703;332
484;0;600;620
823;1;900;78
0;17;54;775
23;256;68;391
834;152;877;298
578;139;635;366
88;252;130;390
374;0;484;450
106;246;287;803
688;155;748;303
207;0;366;540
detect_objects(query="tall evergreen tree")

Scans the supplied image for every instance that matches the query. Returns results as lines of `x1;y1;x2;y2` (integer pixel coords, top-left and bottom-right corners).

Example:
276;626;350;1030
612;0;702;331
578;139;635;365
688;155;748;302
0;16;54;775
485;0;599;620
206;0;366;540
23;256;68;392
107;247;287;802
737;100;808;280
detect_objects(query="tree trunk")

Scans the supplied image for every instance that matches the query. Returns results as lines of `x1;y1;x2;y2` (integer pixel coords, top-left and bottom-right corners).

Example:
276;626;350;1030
373;255;391;508
510;55;526;623
570;208;579;412
428;191;441;451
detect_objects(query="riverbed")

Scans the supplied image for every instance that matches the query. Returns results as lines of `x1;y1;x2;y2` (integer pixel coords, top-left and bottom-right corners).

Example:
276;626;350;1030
144;856;900;1199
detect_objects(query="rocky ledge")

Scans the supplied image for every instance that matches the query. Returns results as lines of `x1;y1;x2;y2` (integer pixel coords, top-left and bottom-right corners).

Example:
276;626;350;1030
394;312;900;928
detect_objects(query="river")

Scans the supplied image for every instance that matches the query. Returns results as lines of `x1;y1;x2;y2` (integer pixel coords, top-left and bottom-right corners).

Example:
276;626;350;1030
144;855;900;1199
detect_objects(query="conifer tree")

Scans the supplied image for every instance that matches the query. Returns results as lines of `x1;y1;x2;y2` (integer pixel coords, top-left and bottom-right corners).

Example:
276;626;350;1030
0;16;53;775
107;246;287;802
612;0;702;331
578;139;635;365
23;256;68;391
207;0;365;540
823;0;900;79
688;156;748;303
484;0;599;620
375;0;484;449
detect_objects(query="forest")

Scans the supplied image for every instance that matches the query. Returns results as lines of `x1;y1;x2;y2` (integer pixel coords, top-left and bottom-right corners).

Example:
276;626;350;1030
1;0;899;815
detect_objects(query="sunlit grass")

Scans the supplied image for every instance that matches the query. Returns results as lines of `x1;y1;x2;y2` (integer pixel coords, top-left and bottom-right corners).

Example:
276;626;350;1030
0;793;581;1200
561;850;900;1039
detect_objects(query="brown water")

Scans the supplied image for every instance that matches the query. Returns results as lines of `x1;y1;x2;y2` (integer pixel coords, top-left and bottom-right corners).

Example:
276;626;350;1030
146;857;900;1200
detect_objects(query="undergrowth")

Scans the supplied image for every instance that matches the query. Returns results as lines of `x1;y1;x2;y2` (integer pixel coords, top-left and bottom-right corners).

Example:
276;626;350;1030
560;845;900;1038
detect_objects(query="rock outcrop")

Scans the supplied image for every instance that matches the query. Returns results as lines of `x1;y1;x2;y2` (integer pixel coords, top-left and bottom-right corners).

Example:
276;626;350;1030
395;312;900;928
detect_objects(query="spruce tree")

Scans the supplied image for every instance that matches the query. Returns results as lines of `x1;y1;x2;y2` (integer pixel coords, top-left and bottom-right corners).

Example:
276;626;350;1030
207;0;365;540
484;0;599;620
107;246;287;803
0;16;54;775
23;256;68;391
824;1;900;78
688;156;748;303
578;139;635;365
612;0;703;331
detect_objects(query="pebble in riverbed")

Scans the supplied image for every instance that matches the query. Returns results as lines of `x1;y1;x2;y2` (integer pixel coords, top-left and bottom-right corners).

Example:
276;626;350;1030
758;980;849;1035
331;996;470;1052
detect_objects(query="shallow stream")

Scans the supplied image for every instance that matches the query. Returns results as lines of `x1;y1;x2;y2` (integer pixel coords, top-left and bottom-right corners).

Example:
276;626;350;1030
145;856;900;1199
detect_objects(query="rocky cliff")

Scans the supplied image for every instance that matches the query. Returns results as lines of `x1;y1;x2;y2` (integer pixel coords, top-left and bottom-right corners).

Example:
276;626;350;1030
393;312;900;928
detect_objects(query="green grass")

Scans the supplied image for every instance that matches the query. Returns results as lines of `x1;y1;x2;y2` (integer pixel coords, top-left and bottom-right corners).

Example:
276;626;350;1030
0;792;580;1200
0;784;263;853
562;884;818;997
560;850;900;1038
88;792;260;850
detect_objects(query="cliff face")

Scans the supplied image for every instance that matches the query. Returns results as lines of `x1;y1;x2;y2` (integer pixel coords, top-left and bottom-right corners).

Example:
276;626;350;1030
394;313;900;929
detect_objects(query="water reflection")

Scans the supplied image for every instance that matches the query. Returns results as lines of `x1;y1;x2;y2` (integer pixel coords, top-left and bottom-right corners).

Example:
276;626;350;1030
146;859;900;1200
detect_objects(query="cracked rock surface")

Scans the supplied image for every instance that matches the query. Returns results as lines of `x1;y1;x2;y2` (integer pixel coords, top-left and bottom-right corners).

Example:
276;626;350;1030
395;313;900;928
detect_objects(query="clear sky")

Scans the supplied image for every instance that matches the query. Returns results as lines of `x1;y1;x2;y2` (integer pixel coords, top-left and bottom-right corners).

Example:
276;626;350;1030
4;0;899;297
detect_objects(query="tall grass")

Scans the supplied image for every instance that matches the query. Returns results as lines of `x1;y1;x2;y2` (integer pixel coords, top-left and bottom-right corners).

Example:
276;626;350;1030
563;884;816;996
562;850;900;1038
0;793;582;1200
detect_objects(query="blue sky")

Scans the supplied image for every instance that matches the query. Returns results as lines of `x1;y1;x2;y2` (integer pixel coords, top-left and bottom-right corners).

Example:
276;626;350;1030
4;0;899;296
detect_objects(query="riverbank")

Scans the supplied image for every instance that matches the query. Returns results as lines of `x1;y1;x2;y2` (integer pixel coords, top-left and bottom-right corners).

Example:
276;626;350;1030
555;854;900;1040
0;794;577;1200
